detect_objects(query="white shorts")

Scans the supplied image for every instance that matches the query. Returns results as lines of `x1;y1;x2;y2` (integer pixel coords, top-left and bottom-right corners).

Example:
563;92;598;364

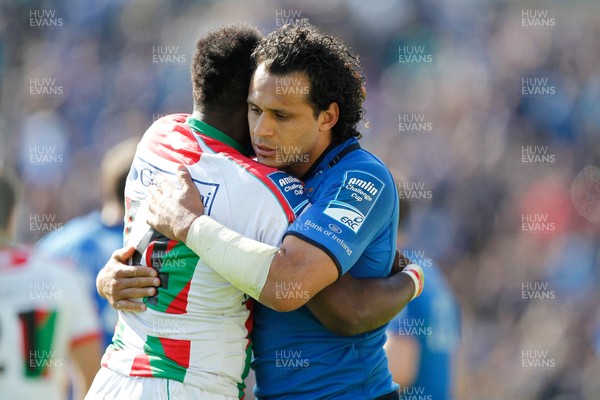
85;367;239;400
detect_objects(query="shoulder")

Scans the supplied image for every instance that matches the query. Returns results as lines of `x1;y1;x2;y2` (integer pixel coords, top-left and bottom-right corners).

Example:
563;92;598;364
336;148;396;187
138;113;202;165
323;148;397;211
218;155;309;221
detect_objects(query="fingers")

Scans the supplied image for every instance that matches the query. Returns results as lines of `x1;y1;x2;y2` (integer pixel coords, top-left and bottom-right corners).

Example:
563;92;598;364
176;165;194;190
109;255;157;278
111;281;157;298
112;246;136;262
114;299;148;312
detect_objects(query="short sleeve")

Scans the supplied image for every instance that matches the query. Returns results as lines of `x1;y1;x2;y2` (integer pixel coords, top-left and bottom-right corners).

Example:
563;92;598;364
286;168;396;276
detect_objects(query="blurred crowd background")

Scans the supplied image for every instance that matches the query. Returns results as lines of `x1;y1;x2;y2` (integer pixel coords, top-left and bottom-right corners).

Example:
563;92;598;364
1;0;599;398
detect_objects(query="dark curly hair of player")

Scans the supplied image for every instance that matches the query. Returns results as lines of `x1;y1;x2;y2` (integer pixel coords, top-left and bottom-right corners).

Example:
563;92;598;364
191;24;262;113
252;23;365;142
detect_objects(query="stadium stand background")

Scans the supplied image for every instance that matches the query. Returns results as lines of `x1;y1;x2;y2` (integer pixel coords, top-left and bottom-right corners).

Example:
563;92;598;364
1;1;599;398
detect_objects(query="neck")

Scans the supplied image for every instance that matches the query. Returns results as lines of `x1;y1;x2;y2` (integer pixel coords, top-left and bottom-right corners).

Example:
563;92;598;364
284;135;336;178
192;109;250;150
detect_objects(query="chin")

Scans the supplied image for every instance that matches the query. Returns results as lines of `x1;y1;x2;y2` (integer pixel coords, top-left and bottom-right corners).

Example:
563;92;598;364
256;155;279;168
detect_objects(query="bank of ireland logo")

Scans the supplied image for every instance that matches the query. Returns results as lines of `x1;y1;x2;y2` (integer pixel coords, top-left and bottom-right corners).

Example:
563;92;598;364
323;171;384;233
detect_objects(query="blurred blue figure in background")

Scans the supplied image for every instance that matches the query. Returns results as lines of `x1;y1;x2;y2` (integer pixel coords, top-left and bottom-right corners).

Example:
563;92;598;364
37;138;137;347
385;195;461;400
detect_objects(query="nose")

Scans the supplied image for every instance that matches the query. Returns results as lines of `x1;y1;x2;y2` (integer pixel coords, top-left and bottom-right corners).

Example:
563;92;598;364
252;113;274;138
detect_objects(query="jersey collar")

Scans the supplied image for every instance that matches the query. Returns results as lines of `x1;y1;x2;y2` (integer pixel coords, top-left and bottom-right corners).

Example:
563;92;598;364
301;137;360;181
186;116;246;154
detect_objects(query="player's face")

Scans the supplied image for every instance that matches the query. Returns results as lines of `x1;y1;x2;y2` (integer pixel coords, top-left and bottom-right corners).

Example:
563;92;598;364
247;63;335;178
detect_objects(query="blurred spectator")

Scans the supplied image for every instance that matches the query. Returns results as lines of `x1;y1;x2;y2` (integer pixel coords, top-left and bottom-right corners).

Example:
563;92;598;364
385;195;461;399
37;138;137;347
2;1;599;398
0;169;101;399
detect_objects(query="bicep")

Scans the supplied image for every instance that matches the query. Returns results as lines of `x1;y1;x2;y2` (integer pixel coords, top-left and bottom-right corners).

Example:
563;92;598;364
261;235;339;310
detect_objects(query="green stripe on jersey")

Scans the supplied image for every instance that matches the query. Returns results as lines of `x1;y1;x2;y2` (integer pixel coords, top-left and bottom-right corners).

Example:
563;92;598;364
144;242;199;314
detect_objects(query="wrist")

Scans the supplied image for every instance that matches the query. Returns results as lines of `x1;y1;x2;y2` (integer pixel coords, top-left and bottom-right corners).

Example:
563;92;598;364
178;212;201;242
401;264;425;300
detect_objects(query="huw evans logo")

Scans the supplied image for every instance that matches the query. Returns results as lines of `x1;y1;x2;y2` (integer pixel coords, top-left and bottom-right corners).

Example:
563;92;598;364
323;171;384;233
522;9;555;28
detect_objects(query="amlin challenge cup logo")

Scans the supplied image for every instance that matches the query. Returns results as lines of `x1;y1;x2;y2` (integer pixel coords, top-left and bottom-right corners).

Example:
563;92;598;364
324;171;384;233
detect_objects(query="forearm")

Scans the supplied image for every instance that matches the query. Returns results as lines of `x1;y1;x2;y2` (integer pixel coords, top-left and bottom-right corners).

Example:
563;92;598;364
307;272;416;336
185;216;337;311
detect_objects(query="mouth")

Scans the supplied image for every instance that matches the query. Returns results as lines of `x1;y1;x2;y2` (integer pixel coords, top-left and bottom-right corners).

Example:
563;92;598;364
253;143;276;158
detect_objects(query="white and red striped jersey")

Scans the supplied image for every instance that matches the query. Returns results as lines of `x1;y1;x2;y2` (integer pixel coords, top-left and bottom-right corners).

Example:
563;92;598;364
0;244;101;400
101;114;308;398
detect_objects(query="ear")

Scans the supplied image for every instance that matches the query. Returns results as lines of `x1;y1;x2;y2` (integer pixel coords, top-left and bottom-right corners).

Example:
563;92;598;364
318;102;339;132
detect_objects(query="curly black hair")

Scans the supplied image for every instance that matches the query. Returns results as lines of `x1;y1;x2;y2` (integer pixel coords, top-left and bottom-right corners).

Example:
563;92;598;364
192;24;262;113
252;23;365;142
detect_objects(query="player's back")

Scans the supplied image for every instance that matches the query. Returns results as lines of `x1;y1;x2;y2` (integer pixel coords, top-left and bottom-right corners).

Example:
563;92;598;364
0;244;100;400
103;114;308;398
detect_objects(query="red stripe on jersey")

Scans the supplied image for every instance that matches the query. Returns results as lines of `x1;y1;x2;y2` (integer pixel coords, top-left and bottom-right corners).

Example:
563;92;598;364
165;280;191;315
145;241;155;268
159;337;191;368
142;114;203;165
130;354;153;377
244;298;254;335
166;239;178;253
200;135;298;224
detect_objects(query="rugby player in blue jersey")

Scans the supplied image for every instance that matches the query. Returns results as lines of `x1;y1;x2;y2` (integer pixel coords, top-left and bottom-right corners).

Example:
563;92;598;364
99;24;424;399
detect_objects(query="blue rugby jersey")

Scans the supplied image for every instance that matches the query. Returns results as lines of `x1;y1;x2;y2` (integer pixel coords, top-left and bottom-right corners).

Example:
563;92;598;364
253;138;400;399
387;259;461;400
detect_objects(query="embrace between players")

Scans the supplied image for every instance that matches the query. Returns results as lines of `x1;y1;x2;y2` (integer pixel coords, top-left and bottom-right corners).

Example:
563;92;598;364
89;22;425;400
